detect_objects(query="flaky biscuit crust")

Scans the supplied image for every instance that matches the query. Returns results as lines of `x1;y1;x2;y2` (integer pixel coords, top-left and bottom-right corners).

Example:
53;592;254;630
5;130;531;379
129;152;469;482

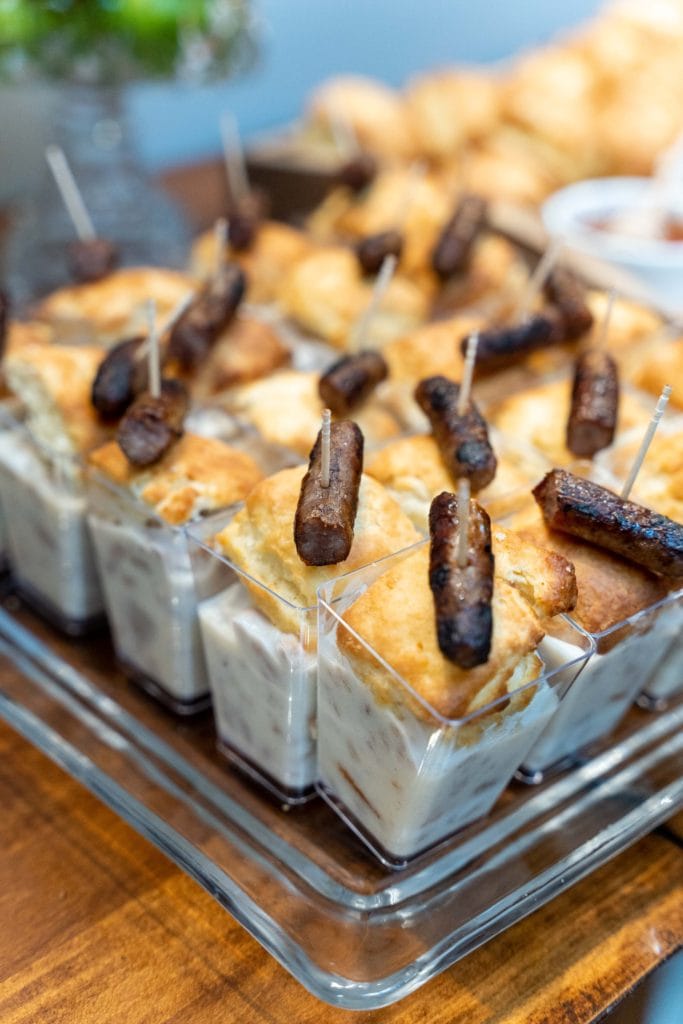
215;466;420;637
88;433;263;526
340;546;544;720
37;268;198;342
5;342;108;454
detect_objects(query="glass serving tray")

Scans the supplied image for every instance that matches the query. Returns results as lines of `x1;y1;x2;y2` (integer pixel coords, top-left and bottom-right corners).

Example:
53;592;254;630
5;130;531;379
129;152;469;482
0;585;680;1010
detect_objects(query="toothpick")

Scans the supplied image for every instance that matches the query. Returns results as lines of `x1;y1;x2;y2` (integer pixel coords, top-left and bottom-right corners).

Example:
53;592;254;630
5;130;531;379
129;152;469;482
456;478;471;568
146;299;161;400
513;235;564;323
351;253;398;352
620;385;672;499
135;290;195;364
457;333;479;416
45;145;96;242
320;409;331;488
214;217;229;272
220;112;249;206
596;288;617;349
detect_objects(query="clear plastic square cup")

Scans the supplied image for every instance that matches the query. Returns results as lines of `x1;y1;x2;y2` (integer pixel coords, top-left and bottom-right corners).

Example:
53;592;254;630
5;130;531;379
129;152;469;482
316;546;594;866
86;470;235;714
520;588;683;779
188;514;317;804
0;408;105;634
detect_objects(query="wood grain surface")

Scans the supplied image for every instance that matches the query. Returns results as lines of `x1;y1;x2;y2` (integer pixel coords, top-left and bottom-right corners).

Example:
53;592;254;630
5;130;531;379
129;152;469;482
0;716;680;1024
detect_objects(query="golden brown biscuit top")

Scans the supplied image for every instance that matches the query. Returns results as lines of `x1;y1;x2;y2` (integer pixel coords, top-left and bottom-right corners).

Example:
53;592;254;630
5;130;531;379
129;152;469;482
307;75;416;159
88;433;263;526
215;465;420;636
630;337;683;411
190;221;312;303
382;316;481;384
185;314;291;399
340;545;544;720
488;378;652;467
508;502;668;634
4;342;108;455
228;369;401;458
37;267;198;343
278;246;428;350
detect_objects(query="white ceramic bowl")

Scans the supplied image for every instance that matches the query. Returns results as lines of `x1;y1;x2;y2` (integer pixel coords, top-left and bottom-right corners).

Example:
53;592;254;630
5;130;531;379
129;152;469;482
542;177;683;315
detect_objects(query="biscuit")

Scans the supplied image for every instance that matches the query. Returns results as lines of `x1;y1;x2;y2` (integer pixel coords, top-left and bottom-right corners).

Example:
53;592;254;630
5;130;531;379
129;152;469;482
215;465;420;636
340;544;544;720
88;433;263;526
4;342;108;455
37;267;198;344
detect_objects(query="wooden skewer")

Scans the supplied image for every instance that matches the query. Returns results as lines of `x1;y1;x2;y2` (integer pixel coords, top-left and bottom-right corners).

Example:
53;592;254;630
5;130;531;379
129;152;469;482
320;408;332;488
146;299;161;400
351;253;398;352
620;384;672;499
220;112;249;206
595;288;617;349
512;235;564;323
456;477;471;568
135;291;195;364
214;217;229;272
45;145;96;242
457;333;479;416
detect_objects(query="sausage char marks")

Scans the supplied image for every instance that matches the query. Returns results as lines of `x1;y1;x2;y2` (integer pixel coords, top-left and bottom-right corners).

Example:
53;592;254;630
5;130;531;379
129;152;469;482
355;229;404;275
168;263;246;370
533;469;683;578
415;375;497;491
318;350;388;415
91;336;147;421
566;349;619;457
294;420;364;566
66;237;119;284
429;491;494;668
463;312;563;372
116;378;189;467
432;194;487;281
543;267;594;340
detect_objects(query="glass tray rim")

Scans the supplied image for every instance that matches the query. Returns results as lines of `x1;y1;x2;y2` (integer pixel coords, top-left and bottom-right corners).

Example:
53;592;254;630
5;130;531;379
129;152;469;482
0;603;680;1011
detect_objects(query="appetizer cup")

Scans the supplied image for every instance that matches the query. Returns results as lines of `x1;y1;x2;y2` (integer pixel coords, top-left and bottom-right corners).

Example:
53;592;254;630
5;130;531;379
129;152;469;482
316;545;593;866
189;513;317;802
0;405;105;634
86;468;235;714
520;588;683;780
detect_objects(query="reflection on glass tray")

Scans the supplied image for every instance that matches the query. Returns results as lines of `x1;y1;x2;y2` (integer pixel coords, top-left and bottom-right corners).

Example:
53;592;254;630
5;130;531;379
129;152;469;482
0;586;680;1010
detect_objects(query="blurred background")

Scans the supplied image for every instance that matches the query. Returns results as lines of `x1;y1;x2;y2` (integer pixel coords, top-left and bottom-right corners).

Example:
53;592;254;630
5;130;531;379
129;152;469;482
0;0;602;200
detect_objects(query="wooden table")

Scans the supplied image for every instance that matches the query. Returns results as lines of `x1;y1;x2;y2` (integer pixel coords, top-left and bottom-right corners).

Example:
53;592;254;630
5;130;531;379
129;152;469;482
0;692;681;1023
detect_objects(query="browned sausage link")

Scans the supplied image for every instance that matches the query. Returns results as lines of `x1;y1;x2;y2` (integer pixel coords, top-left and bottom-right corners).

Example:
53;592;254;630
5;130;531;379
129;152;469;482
464;313;558;372
227;189;269;251
429;491;494;668
91;336;148;421
566;349;619;457
415;375;497;491
168;263;246;370
337;152;377;192
533;469;683;578
431;194;487;280
318;351;388;415
0;289;8;360
294;420;364;566
116;378;189;467
543;267;594;340
355;229;403;275
66;237;119;284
